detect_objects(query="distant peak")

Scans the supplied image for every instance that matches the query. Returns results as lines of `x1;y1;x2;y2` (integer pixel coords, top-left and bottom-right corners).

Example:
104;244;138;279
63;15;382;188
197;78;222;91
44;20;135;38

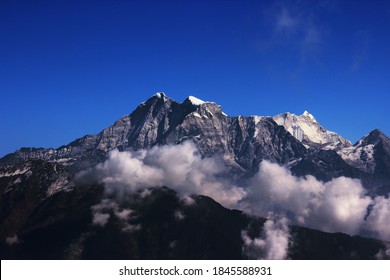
187;96;205;106
154;92;166;99
371;128;382;134
148;92;170;103
301;110;317;122
354;129;389;147
366;129;386;140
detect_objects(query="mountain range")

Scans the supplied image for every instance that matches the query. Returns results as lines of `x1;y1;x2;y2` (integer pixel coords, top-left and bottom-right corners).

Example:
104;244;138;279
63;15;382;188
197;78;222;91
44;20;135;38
1;92;389;259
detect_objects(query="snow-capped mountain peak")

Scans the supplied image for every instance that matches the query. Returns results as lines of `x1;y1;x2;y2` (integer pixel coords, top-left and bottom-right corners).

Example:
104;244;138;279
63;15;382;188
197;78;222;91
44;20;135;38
338;129;390;174
302;110;317;122
154;92;166;98
187;96;205;106
153;92;168;101
273;111;351;150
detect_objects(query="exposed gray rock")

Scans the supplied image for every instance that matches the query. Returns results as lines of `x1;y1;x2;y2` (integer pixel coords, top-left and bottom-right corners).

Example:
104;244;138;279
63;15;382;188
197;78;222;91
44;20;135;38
273;111;352;150
0;93;307;172
0;93;389;190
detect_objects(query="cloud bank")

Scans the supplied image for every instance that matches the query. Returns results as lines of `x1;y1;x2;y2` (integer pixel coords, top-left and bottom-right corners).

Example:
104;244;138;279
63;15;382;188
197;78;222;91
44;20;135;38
77;141;246;208
244;161;390;241
77;142;390;243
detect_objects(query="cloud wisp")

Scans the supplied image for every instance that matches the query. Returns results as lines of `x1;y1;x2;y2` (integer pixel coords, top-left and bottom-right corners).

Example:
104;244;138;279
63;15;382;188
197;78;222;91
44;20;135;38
351;30;370;72
270;3;323;61
275;7;299;33
242;215;290;260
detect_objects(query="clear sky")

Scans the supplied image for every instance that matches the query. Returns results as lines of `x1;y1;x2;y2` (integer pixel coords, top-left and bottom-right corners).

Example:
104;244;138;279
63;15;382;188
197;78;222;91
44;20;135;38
1;0;389;157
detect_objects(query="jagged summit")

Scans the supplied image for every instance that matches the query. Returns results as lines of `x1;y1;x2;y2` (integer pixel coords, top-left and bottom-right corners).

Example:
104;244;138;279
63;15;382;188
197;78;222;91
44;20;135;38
0;92;305;171
151;93;206;107
338;129;390;174
147;92;170;103
186;96;205;106
154;92;166;99
273;111;351;150
302;110;317;122
359;129;388;146
1;91;389;188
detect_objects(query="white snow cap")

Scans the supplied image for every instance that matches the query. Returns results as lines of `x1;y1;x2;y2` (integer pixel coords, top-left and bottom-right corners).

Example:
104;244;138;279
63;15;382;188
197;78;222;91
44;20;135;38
154;92;166;99
302;110;316;122
187;96;205;105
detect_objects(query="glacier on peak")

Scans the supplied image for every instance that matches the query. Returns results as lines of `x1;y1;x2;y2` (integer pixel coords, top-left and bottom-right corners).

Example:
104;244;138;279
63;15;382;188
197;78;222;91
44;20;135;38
302;110;317;122
154;92;166;98
153;92;168;101
338;143;376;173
187;96;205;106
337;129;390;174
272;111;352;150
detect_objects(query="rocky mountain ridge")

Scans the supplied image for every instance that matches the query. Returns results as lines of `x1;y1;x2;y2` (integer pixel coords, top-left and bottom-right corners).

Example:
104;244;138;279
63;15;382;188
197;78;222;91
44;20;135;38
272;111;352;150
1;92;389;190
0;93;306;172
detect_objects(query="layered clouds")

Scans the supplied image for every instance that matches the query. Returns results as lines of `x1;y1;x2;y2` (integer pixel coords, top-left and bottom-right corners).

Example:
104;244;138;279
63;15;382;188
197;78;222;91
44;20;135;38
243;161;372;236
77;141;246;208
245;161;390;241
77;141;390;243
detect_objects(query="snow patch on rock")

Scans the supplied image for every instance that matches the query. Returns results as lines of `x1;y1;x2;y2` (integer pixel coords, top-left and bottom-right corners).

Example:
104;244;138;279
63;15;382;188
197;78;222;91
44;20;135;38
188;96;205;106
273;111;351;150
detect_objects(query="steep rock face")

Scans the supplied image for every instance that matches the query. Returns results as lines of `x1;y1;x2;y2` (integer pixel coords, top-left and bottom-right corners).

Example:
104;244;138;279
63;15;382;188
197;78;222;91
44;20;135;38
163;100;231;157
290;148;367;182
339;129;390;187
95;93;196;151
0;160;76;240
0;93;307;172
273;111;352;150
0;93;196;169
228;116;307;171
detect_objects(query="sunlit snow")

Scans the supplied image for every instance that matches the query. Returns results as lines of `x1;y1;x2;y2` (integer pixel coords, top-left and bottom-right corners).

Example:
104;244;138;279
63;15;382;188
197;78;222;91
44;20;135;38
188;96;205;105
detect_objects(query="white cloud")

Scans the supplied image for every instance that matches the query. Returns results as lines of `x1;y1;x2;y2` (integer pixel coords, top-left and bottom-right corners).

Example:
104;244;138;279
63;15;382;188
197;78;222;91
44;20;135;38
79;142;390;242
182;196;196;206
122;224;141;233
77;142;246;208
351;30;370;72
114;209;133;221
92;212;110;227
276;7;299;32
365;196;390;241
90;199;138;230
263;2;326;69
243;161;373;236
313;176;371;234
375;243;390;260
242;215;290;260
174;210;185;221
5;235;20;246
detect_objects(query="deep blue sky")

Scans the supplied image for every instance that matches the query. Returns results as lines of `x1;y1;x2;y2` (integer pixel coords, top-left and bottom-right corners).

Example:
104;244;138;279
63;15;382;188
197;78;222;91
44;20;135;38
1;0;389;157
